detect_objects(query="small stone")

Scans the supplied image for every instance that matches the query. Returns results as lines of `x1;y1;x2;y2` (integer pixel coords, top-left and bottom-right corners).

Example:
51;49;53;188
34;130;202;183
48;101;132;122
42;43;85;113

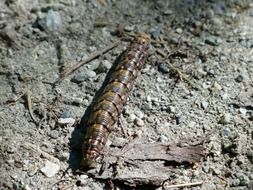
213;81;222;91
163;9;173;15
151;27;160;39
24;185;32;190
201;101;209;110
236;173;250;186
134;118;144;127
219;113;231;124
205;35;222;46
235;75;244;82
57;117;75;127
128;113;136;123
135;110;144;119
71;70;96;83
102;60;112;70
158;134;168;142
146;96;151;102
124;25;134;32
239;107;247;116
175;114;182;125
158;63;170;74
168;106;176;113
202;162;209;173
80;174;89;179
36;9;62;32
222;127;230;136
40;160;60;177
48;130;59;139
175;28;183;34
60;111;71;118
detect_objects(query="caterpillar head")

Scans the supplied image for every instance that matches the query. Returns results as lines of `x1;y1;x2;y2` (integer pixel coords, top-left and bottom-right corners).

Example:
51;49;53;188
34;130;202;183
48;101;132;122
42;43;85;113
135;32;151;45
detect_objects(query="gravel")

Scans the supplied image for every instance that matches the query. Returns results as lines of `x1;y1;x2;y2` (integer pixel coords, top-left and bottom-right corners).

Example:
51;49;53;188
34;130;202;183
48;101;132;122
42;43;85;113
0;0;253;189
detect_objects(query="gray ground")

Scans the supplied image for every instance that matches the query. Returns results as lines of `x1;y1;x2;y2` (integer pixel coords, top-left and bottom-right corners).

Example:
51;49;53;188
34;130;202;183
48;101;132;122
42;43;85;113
0;0;253;189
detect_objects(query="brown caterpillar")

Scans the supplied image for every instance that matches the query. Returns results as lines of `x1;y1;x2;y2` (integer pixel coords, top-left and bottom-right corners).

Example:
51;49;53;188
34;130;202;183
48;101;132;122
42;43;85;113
81;33;150;168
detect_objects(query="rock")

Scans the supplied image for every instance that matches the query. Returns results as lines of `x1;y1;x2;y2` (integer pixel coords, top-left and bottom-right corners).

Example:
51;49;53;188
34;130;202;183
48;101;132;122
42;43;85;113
48;130;59;139
239;107;247;116
71;70;97;83
134;118;144;127
168;106;176;113
40;160;60;177
158;63;170;74
35;9;62;32
236;173;250;186
135;110;144;119
57;117;75;127
124;25;134;32
222;127;230;136
175;28;183;34
219;113;231;124
235;75;244;82
151;27;160;38
163;9;173;15
201;100;209;110
158;134;168;142
60;111;71;118
128;113;136;123
205;35;222;46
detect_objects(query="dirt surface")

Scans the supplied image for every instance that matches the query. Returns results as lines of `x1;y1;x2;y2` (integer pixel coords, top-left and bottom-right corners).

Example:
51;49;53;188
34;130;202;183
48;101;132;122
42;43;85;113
0;0;253;189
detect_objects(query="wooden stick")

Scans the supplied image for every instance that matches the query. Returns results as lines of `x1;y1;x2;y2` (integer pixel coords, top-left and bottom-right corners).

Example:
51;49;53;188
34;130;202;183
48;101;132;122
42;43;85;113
55;40;121;83
164;181;203;189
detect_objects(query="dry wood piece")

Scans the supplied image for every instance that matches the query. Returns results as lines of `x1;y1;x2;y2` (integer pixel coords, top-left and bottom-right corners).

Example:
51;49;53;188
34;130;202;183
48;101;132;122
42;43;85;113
88;138;205;187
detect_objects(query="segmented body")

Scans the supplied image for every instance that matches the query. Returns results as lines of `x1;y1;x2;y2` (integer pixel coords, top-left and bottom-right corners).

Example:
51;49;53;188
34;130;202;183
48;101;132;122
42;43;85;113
81;33;150;168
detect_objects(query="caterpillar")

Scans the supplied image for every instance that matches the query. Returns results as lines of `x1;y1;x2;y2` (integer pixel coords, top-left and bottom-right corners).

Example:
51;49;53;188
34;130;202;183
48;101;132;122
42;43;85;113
81;33;150;169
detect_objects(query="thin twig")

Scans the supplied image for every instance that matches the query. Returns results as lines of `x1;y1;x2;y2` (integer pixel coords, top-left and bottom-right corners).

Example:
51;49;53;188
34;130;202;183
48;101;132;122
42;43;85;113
164;181;203;189
6;89;27;105
55;40;121;83
26;90;38;124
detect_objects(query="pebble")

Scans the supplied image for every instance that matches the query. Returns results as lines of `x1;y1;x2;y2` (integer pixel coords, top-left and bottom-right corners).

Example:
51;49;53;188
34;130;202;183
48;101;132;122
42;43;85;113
60;111;71;118
57;117;75;127
134;118;144;127
201;100;209;110
151;27;160;39
40;160;60;177
175;114;182;125
158;63;170;74
158;134;168;142
167;106;176;113
71;70;97;83
219;113;231;124
163;9;173;15
202;162;209;173
175;28;183;34
205;35;222;46
236;173;250;186
222;127;230;136
135;110;144;119
239;107;247;116
36;9;62;32
235;75;244;82
48;130;59;139
124;25;135;32
128;113;136;123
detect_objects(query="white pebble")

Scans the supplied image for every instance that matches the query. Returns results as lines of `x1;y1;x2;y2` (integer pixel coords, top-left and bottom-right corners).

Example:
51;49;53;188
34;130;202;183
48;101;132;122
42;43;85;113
239;107;247;116
57;117;75;127
135;110;144;119
134;118;144;127
40;160;60;178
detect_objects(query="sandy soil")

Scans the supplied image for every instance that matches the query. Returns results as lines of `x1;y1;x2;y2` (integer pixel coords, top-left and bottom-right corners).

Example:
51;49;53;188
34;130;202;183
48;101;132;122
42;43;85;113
0;0;253;189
